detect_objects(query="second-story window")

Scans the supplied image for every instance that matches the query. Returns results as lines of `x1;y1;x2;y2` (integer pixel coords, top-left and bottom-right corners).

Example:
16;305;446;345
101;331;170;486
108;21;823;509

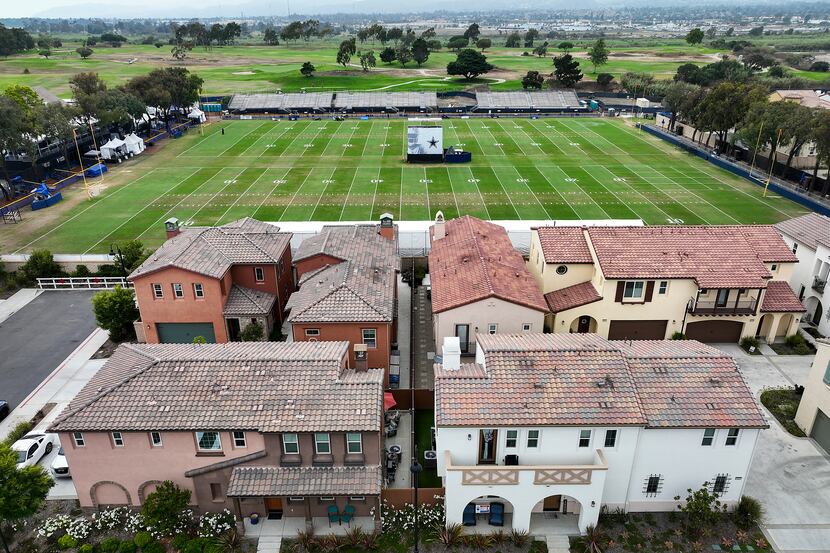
604;429;617;448
282;433;299;454
172;283;184;298
152;283;163;299
305;328;320;338
623;281;644;300
73;432;85;447
346;433;362;454
658;281;668;295
112;432;124;447
255;267;265;282
488;323;498;335
527;430;539;448
725;428;740;446
522;323;532;332
792;243;798;254
150;432;163;447
505;430;518;448
701;428;716;446
362;329;377;349
233;431;246;448
196;431;222;451
193;283;204;298
578;429;592;448
314;433;331;454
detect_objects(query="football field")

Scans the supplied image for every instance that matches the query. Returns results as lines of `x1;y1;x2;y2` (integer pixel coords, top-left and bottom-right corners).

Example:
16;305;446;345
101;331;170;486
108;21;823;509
9;117;809;253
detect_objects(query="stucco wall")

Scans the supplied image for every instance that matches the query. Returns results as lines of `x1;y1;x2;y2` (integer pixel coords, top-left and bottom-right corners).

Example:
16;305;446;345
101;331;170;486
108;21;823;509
795;341;830;435
526;231;596;294
292;323;391;375
779;233;830;336
295;254;344;283
432;299;545;352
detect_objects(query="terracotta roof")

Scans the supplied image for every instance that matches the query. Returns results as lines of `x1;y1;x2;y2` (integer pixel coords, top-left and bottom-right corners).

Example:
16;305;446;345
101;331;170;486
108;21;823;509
535;227;594;263
760;281;806;313
223;285;276;316
428;216;547;314
50;342;384;433
227;465;382;497
294;225;399;272
130;218;291;280
435;334;766;429
184;450;268;477
587;226;797;289
775;213;830;250
770;89;830;109
545;281;602;313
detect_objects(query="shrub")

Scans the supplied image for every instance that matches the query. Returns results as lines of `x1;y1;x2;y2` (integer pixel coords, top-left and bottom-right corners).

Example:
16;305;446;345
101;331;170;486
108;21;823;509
785;334;806;348
142;481;191;536
342;527;366;547
211;529;241;553
437;524;463;546
671;332;687;340
133;532;153;549
141;542;165;553
1;420;33;447
92;286;139;342
734;495;764;530
58;535;79;550
239;321;264;342
172;535;189;551
182;539;207;553
596;72;615;86
794;342;811;355
510;529;530;547
317;535;340;552
73;265;92;277
80;545;94;553
100;538;121;553
19;249;63;284
676;484;727;538
740;336;759;351
575;525;605;553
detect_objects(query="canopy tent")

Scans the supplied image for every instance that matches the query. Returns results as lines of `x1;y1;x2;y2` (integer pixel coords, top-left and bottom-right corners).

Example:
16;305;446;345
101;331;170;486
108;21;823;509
188;108;206;123
124;133;145;155
99;138;127;160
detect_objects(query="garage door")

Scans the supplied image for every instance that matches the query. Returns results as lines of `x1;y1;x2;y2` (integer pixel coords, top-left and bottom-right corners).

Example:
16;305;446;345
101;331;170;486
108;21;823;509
156;323;216;343
608;320;668;340
811;409;830;455
686;320;743;343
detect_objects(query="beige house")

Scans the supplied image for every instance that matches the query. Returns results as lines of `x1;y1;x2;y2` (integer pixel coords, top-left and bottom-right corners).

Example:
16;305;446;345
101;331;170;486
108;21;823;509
795;339;830;455
528;225;805;343
428;214;547;355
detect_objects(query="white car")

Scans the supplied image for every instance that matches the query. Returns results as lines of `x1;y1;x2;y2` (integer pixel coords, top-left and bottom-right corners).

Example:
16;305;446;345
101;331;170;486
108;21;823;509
12;433;54;469
50;447;70;478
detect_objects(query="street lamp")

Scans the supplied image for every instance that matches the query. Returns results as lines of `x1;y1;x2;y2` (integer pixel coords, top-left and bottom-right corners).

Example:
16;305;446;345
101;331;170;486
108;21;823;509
109;244;127;278
410;445;423;553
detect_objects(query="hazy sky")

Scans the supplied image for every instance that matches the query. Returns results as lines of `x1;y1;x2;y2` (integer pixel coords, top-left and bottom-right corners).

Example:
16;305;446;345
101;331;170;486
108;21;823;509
4;0;254;18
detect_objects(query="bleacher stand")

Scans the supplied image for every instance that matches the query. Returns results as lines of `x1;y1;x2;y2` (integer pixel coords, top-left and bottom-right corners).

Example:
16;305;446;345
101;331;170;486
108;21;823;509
333;92;438;113
228;93;334;114
473;91;587;113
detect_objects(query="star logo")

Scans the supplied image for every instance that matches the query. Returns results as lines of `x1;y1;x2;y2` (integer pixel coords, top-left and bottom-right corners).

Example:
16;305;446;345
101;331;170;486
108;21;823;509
428;137;439;148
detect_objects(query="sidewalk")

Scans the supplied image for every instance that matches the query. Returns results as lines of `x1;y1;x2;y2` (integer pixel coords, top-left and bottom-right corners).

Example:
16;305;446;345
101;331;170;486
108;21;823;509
0;288;42;325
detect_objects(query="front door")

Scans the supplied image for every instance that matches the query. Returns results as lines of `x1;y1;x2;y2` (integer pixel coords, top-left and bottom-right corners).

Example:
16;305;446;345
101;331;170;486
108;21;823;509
577;317;591;333
813;302;824;326
716;289;729;308
265;497;283;520
478;429;497;464
543;495;562;512
227;318;241;342
455;324;470;354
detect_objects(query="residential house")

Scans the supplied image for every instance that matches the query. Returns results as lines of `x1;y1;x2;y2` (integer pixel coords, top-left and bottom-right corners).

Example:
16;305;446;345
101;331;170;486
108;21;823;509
528;225;804;343
288;219;399;377
795;339;830;454
428;214;547;354
48;341;384;531
775;213;830;336
130;218;293;343
435;333;766;535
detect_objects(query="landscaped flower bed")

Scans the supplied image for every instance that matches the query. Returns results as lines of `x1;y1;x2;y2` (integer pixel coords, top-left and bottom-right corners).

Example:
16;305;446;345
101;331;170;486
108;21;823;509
760;387;806;437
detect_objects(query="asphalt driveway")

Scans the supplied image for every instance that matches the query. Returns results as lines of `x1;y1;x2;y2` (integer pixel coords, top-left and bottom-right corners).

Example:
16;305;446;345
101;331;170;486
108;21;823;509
0;290;98;410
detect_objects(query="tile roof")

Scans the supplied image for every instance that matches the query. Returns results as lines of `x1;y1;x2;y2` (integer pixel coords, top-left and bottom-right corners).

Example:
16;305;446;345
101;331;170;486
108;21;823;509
130;218;291;280
771;89;830;109
223;285;276;316
428;216;547;314
545;281;602;313
775;213;830;250
294;225;399;272
50;342;384;433
587;226;797;289
435;334;765;429
227;465;382;497
760;281;806;313
535;227;594;264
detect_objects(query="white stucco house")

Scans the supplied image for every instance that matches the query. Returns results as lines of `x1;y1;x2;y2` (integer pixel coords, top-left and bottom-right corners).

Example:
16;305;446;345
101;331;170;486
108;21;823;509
795;339;830;454
434;333;766;535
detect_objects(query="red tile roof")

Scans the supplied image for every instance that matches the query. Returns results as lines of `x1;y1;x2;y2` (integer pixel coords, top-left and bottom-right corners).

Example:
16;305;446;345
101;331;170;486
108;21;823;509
545;281;602;313
760;281;806;313
775;213;830;250
587;226;796;289
536;227;594;264
428;216;547;314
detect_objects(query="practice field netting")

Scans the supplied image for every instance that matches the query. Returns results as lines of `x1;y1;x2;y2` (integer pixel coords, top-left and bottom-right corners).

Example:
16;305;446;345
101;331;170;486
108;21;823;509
10;118;809;254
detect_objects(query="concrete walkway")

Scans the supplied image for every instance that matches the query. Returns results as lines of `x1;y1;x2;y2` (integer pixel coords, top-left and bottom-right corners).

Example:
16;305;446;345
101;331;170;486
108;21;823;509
0;288;41;324
395;275;411;389
544;535;570;553
412;284;435;389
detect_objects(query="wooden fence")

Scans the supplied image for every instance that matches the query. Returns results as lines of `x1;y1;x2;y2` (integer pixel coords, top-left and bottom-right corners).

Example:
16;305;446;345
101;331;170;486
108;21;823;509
387;389;434;411
381;487;445;508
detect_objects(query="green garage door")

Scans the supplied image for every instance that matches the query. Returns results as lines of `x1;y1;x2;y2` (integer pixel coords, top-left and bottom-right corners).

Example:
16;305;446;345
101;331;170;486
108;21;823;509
811;409;830;455
156;323;216;344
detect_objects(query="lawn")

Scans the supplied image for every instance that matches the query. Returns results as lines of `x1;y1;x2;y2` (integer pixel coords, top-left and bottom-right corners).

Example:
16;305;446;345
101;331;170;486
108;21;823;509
1;117;810;254
414;409;441;488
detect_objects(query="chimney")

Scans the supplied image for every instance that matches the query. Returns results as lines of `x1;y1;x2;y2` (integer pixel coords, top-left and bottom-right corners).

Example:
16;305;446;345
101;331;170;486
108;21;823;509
378;212;395;241
442;336;461;371
433;211;446;241
354;343;368;372
165;217;181;239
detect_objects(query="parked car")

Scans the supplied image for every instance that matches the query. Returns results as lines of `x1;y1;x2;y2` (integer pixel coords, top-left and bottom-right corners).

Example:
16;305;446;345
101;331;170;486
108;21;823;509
0;400;8;422
11;433;54;469
50;447;70;478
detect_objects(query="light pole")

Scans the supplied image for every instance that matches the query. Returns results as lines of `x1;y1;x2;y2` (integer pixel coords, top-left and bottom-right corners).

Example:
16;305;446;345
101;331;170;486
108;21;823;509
410;445;423;553
109;244;127;278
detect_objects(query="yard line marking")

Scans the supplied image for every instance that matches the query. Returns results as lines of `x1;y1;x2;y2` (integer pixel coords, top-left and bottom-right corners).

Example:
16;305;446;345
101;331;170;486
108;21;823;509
256;122;296;159
463;166;492;220
637;165;741;224
338;166;362;221
500;165;550;217
570;165;649;222
310;168;339;218
585;165;692;224
176;124;224;158
251;166;294;217
282;121;328;158
360;120;375;158
560;119;629;156
493;119;538;157
459;119;494;159
423;167;431;218
475;120;510;157
188;167;251;223
369;167;380;220
540;120;588;156
443;167;461;216
525;119;569;157
542;165;612;219
337;122;359;158
476;166;523;220
216;122;269;157
278;167;318;221
236;122;277;156
214;167;273;225
504;120;547;156
692;166;803;219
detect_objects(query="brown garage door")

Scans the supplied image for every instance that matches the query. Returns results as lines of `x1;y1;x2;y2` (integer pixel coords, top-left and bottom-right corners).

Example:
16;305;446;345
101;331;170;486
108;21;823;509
686;320;744;343
608;320;668;340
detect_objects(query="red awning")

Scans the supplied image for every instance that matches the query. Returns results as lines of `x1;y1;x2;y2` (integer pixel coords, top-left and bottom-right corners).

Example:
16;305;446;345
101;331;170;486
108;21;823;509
384;392;397;410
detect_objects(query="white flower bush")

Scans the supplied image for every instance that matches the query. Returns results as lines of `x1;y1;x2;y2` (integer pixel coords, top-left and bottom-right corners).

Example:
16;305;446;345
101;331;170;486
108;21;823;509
197;509;235;538
36;515;92;540
380;497;445;534
91;507;134;532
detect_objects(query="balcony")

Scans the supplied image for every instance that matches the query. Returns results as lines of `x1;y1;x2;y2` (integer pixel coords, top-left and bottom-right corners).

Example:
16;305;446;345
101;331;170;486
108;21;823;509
689;297;758;316
444;450;608;487
813;277;827;294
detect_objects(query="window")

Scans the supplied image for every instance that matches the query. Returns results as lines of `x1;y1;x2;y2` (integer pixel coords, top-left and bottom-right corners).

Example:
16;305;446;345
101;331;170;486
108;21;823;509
658;281;668;295
346;433;362;454
792;243;798;254
771;264;778;272
578;429;592;448
701;428;716;446
713;475;728;494
305;328;320;338
73;432;85;447
522;323;532;332
725;428;740;446
505;430;518;448
110;432;124;447
349;496;366;502
823;359;830;386
527;430;539;448
487;323;498;335
645;475;661;496
314;433;331;454
255;267;265;282
282;433;299;454
152;283;163;299
196;431;222;451
210;483;223;501
320;496;335;502
193;283;204;298
288;497;305;503
233;431;246;448
172;283;184;298
362;328;377;349
150;432;163;447
623;281;644;299
556;265;568;275
604;429;617;448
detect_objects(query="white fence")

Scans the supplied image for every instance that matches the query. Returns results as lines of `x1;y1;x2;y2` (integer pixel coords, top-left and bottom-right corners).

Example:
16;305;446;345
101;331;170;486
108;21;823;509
37;277;133;290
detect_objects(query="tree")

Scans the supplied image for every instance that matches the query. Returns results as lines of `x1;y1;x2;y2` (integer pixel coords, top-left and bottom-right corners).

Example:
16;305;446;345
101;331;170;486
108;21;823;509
446;36;469;51
300;61;315;77
675;62;702;83
0;96;26;180
411;38;429;67
685;28;705;45
92;286;139;342
380;47;396;64
96;89;146;131
19;249;63;284
117;240;148;273
0;25;34;57
476;38;491;52
142;481;191;536
533;41;549;57
3;84;41;124
358;50;376;71
697;82;766;153
240;321;264;342
100;32;127;46
446;48;494;80
810;61;830;72
463;23;481;42
811;110;830;195
524;28;539;48
76;46;93;59
171;40;193;61
748;26;764;36
521;70;545;89
263;28;280;45
0;442;54;553
586;39;609;73
661;81;702;132
336;38;356;67
395;44;412;67
223;22;242;45
280;21;303;42
38;48;51;59
505;32;521;48
552;53;583;87
126;67;203;131
675;483;727;538
557;41;574;52
596;73;614;87
386;27;403;43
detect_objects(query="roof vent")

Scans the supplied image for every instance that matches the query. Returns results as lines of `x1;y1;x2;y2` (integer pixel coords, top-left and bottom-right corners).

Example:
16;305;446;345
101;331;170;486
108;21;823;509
596;375;614;389
653;367;668;374
706;402;717;410
709;377;722;386
158;405;170;412
599;401;610;409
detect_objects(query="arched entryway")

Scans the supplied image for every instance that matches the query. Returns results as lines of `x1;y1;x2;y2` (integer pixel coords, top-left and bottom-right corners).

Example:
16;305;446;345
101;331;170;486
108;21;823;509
528;495;581;536
756;314;774;340
569;315;598;334
90;481;132;508
805;297;824;327
775;314;795;340
460;496;516;533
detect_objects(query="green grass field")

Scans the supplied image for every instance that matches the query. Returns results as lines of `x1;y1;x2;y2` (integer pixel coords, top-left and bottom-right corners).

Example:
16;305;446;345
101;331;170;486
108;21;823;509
5;117;809;254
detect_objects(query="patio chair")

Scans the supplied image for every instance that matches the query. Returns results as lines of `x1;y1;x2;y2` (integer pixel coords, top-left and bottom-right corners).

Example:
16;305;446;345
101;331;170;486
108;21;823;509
489;503;505;527
327;505;340;527
341;504;355;527
462;503;476;526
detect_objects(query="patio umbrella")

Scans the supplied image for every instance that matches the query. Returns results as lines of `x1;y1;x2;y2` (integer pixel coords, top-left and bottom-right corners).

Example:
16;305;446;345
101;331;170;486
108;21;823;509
384;392;397;410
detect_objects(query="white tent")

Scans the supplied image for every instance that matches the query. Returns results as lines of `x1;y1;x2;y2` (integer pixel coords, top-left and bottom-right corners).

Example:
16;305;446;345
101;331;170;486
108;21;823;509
99;138;126;160
124;133;145;155
188;108;206;123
